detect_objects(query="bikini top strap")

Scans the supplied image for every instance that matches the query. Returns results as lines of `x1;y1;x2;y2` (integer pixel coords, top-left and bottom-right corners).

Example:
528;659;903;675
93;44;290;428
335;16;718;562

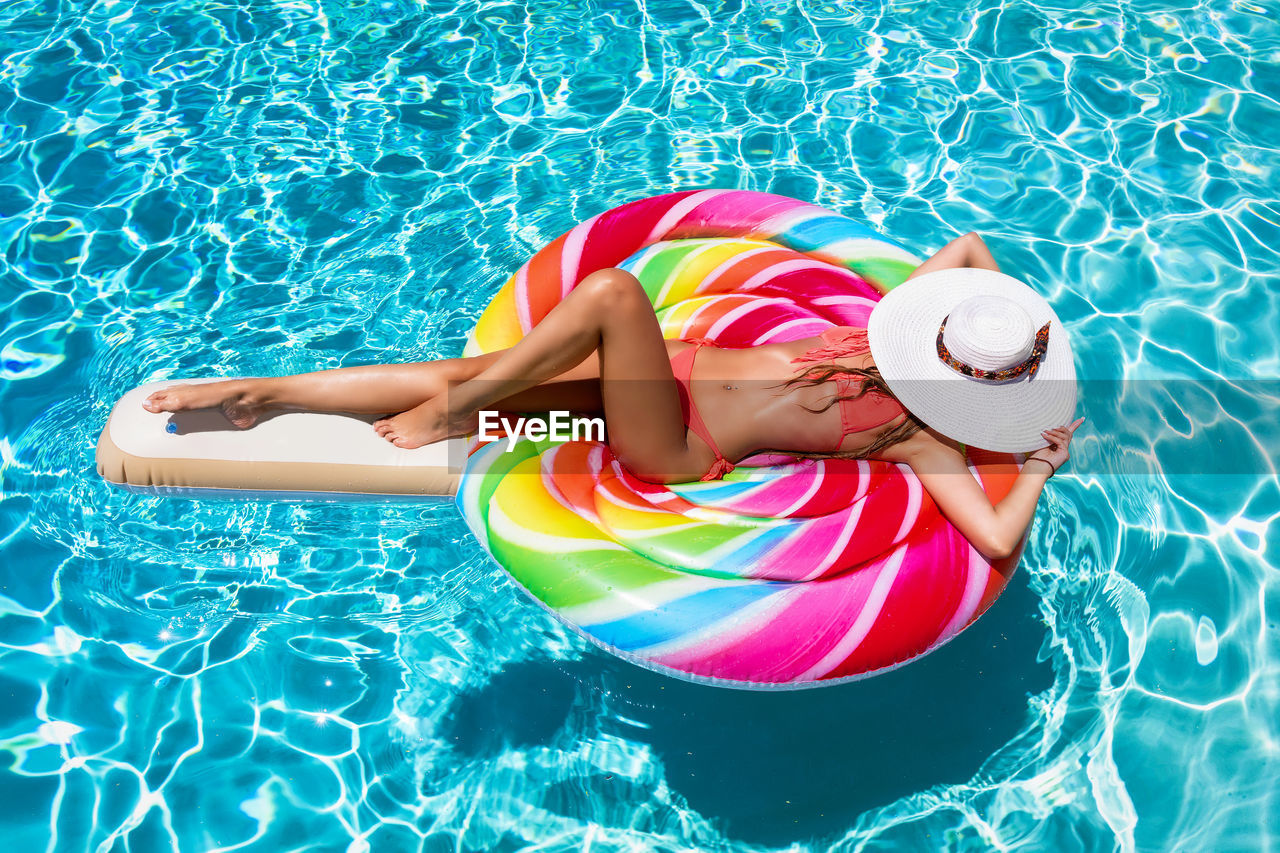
790;326;870;364
791;326;904;444
831;375;906;439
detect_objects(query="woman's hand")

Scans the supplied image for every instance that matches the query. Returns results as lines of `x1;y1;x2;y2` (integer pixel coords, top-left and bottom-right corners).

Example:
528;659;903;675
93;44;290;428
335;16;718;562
1027;416;1085;473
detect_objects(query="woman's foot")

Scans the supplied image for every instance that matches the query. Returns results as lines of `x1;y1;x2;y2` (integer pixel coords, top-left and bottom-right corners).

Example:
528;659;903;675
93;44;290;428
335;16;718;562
373;398;476;449
142;380;268;429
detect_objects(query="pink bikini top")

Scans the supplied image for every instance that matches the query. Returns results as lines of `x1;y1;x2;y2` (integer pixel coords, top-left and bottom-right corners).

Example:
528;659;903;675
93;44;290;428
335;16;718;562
790;325;906;449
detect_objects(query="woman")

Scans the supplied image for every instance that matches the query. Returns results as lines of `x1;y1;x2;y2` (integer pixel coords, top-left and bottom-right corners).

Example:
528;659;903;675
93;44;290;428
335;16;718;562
143;232;1083;561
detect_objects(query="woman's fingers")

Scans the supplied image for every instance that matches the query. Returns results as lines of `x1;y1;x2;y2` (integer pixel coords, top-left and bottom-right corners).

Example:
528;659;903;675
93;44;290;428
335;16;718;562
1032;420;1082;473
1041;426;1073;452
1043;418;1084;436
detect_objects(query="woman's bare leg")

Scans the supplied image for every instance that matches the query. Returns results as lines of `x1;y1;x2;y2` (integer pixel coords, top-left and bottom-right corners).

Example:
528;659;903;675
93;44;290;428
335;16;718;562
141;267;706;477
140;358;490;427
375;268;713;481
141;351;610;428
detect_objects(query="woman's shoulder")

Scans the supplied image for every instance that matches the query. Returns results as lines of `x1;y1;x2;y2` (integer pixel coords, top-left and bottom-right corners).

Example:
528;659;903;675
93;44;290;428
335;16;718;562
875;423;966;464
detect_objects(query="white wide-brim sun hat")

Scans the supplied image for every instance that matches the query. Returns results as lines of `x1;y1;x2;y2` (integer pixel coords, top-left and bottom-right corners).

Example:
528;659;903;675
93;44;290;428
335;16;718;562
866;268;1077;453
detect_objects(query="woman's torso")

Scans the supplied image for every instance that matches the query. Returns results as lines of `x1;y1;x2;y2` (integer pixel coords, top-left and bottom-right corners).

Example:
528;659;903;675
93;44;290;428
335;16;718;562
666;335;910;462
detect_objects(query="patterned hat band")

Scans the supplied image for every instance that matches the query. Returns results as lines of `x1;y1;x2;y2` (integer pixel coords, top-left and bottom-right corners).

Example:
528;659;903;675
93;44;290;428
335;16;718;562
935;315;1052;381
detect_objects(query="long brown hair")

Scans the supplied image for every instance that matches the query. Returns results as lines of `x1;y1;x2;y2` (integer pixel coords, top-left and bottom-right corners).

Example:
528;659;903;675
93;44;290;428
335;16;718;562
774;363;924;460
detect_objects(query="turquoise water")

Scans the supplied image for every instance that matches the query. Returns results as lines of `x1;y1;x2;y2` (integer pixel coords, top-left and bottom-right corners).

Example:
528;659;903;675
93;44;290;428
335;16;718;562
2;0;1278;849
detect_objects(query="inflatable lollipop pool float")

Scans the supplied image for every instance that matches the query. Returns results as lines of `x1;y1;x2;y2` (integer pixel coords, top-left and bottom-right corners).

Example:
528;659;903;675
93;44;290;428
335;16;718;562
95;188;1027;687
458;190;1027;689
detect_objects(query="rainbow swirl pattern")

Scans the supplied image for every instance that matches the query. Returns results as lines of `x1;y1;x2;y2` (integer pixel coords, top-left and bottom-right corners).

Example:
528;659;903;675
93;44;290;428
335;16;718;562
458;190;1025;688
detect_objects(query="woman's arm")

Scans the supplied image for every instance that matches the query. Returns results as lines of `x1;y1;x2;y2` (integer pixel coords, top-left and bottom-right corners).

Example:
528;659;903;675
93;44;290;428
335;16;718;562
907;232;1001;280
888;419;1084;560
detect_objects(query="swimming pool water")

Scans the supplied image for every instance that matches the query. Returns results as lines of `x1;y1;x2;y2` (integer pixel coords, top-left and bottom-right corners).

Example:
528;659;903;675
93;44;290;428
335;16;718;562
2;0;1279;849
